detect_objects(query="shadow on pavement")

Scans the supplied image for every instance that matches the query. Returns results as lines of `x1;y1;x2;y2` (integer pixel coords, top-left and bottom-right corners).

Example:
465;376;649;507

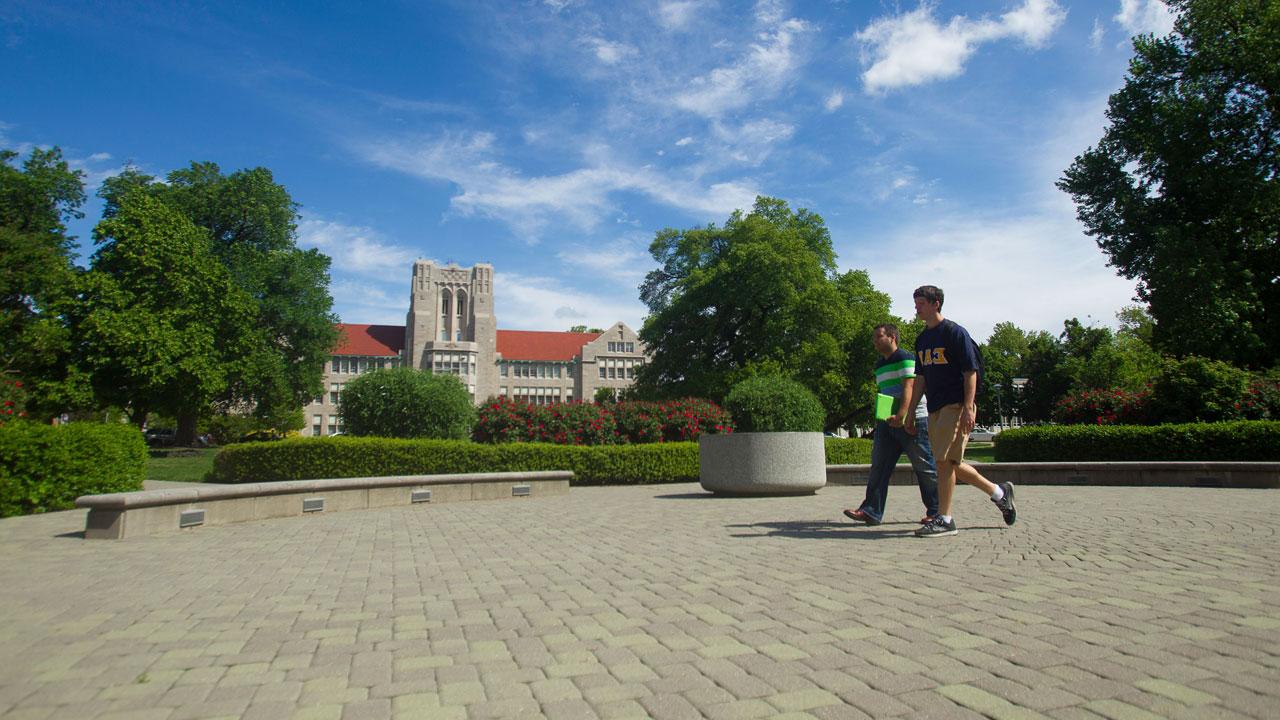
725;520;917;540
55;530;85;539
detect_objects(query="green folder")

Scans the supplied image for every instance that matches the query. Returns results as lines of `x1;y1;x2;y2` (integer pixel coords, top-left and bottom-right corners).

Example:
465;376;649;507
875;393;896;421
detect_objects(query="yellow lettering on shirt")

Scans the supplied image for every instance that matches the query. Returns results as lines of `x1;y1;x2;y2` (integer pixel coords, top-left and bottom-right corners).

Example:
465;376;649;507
917;348;949;366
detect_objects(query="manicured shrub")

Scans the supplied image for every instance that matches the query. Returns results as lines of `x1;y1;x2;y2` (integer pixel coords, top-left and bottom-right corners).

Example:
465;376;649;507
340;368;476;439
1053;386;1151;425
0;421;146;517
208;435;871;484
724;375;824;432
473;398;731;445
993;421;1280;462
1241;375;1280;420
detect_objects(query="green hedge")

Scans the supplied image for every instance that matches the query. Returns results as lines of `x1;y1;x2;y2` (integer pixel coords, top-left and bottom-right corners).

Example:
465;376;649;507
993;421;1280;462
209;436;874;484
0;421;147;517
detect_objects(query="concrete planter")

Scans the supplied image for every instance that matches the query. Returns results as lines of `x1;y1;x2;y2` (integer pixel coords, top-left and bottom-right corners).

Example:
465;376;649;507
699;431;826;495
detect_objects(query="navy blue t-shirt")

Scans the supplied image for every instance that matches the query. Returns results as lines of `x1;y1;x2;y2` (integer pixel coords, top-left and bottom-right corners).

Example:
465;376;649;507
914;319;980;413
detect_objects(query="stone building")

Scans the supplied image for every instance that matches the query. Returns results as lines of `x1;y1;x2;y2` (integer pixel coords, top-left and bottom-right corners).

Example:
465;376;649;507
303;261;646;437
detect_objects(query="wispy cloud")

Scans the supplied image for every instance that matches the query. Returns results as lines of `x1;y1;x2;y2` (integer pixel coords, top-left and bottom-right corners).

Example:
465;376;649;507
672;4;812;117
586;37;636;65
1090;17;1106;49
824;90;845;112
356;132;760;237
297;215;418;277
657;1;703;31
556;235;651;284
856;0;1066;93
1115;0;1175;38
329;278;409;325
495;272;645;331
712;118;795;165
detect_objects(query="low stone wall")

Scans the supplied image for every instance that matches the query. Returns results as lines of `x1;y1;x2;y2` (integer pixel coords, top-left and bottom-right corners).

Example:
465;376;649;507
75;471;573;539
827;462;1280;489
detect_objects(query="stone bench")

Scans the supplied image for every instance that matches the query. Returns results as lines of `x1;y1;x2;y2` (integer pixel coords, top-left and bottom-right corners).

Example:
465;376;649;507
76;471;573;539
827;461;1280;489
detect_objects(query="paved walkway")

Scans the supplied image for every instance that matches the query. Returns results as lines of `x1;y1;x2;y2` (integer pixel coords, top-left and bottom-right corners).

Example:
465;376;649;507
0;484;1276;720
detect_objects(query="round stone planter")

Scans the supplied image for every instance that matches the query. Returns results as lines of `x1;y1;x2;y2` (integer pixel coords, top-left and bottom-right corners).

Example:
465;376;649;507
699;431;827;495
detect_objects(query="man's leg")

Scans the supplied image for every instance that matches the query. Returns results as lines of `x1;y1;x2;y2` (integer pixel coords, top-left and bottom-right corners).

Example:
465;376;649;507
847;422;900;523
956;462;1017;525
917;405;961;537
900;417;939;519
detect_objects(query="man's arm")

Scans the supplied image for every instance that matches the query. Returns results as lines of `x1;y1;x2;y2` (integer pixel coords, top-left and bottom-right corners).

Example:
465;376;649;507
888;371;917;428
903;375;925;434
960;370;978;433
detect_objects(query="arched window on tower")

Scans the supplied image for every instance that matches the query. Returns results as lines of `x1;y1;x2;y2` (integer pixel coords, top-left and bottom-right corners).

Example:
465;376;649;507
456;290;468;341
440;289;452;341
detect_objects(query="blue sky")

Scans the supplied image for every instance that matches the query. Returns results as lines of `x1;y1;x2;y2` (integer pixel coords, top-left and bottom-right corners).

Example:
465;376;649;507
2;0;1177;342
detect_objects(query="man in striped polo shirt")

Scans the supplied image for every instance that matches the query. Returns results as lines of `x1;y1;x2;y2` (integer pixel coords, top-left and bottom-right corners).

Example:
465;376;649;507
843;323;939;525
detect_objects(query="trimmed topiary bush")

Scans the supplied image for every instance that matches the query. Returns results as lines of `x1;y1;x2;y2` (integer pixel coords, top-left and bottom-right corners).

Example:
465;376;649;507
723;375;824;432
993;421;1280;462
208;435;872;485
340;368;476;439
0;421;146;517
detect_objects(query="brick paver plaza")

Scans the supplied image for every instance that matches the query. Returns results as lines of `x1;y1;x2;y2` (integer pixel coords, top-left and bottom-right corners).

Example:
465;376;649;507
1;484;1277;719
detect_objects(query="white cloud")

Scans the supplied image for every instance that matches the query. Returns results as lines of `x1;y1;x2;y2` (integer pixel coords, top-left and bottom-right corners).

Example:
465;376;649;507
856;0;1066;93
587;37;636;65
1090;17;1106;49
495;272;644;331
672;6;812;117
329;278;409;325
712;118;794;164
824;89;845;112
657;1;702;31
675;136;694;146
1115;0;1175;38
557;235;651;284
357;132;760;237
297;216;418;278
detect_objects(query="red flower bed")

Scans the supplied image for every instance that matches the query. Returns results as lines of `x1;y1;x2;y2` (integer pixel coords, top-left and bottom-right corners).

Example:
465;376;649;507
474;397;733;445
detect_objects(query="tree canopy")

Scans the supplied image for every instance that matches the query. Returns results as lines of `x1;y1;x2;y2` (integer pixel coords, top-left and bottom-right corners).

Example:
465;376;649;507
1058;0;1280;367
0;147;92;417
635;196;895;429
97;163;339;438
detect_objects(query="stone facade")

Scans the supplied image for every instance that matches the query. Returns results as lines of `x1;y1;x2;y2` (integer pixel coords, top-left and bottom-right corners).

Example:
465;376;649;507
303;261;647;437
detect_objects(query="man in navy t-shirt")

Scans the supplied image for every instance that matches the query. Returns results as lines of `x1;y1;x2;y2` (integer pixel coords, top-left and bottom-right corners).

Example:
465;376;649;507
905;285;1017;537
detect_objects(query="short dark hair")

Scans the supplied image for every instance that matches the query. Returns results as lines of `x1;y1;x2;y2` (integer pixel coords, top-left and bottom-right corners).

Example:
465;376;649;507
913;285;944;310
873;323;899;342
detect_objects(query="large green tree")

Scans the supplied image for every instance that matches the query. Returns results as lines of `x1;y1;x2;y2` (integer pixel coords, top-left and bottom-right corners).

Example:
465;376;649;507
635;196;894;430
0;147;93;417
98;163;339;440
76;192;256;430
1058;0;1280;366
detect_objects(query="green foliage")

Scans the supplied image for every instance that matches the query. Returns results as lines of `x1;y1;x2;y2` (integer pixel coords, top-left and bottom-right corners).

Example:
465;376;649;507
593;387;618;404
0;421;146;517
340;368;476;439
724;375;824;432
473;397;732;445
98;163;339;440
636;196;895;430
993;421;1280;462
824;437;873;464
77;191;254;427
0;147;92;420
1147;356;1251;423
209;435;872;484
1057;0;1280;366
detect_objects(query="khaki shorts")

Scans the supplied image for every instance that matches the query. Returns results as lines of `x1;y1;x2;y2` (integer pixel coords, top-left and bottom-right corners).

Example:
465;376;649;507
928;403;969;464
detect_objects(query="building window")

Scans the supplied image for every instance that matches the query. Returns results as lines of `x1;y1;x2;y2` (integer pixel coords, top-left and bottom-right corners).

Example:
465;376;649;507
599;366;606;379
500;363;508;377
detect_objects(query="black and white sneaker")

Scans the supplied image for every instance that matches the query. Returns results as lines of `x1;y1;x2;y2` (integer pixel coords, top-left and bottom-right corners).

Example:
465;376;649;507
993;481;1016;525
914;516;957;537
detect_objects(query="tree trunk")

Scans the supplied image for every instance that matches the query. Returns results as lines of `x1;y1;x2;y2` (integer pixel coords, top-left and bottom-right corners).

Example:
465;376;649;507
176;413;198;447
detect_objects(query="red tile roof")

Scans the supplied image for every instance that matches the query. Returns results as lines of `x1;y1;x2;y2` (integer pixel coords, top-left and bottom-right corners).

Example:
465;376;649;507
497;330;601;361
334;324;405;357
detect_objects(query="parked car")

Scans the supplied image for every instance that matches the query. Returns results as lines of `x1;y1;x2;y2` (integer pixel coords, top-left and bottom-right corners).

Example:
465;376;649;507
144;427;176;447
968;426;998;442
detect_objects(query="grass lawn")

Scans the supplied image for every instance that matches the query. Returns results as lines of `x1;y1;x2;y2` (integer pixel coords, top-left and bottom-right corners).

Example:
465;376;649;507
146;448;218;483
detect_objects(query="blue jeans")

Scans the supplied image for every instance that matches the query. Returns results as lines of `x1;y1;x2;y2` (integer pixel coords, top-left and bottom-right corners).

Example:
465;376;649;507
859;416;939;522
